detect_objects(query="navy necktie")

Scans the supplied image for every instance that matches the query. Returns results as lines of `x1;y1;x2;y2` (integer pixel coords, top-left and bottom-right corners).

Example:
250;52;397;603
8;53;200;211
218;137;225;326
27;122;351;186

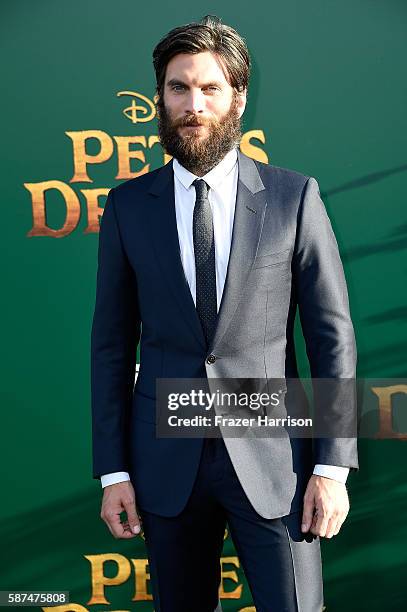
192;179;218;347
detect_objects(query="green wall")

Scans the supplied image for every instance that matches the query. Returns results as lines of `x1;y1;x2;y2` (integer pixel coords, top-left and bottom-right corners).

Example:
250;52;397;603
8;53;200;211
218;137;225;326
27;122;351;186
1;1;406;610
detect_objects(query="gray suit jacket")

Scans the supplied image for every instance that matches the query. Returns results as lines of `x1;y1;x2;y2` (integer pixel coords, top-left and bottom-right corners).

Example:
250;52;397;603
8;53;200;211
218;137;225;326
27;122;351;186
91;150;358;519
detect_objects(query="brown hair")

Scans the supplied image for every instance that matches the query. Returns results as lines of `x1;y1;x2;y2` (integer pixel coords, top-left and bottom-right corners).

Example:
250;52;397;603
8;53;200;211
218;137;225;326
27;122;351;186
152;15;251;100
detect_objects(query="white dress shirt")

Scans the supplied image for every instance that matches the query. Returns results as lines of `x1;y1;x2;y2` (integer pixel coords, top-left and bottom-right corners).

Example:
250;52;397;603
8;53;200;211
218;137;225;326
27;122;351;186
101;148;349;487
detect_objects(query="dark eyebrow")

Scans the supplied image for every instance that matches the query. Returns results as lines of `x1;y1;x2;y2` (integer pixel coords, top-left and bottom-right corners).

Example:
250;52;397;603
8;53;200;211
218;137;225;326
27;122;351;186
166;79;186;88
166;78;223;89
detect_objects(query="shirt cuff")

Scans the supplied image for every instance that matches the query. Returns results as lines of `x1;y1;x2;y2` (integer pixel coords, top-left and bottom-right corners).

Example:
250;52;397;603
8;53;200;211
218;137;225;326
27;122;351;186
313;464;349;484
100;472;131;488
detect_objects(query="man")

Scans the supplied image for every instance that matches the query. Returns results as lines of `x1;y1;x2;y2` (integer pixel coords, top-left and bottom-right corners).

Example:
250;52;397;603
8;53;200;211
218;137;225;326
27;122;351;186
91;15;358;612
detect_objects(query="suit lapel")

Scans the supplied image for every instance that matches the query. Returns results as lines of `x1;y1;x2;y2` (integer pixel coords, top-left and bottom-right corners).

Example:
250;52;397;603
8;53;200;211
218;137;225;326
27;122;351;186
208;151;268;352
147;160;207;349
147;151;268;353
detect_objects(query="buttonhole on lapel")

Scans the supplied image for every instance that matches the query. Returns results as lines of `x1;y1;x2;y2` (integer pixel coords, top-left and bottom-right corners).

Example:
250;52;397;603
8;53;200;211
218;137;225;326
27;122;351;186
245;205;257;214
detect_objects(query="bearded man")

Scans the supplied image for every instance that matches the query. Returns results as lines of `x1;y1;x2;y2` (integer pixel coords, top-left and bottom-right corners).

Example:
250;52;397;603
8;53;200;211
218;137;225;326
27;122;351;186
91;14;358;612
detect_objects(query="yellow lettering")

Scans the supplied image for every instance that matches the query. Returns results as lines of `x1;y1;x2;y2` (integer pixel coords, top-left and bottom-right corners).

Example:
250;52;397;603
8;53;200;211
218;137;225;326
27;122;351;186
147;134;171;165
24;180;80;237
219;556;243;599
130;559;153;601
85;553;131;605
240;130;268;163
371;385;407;440
42;606;87;612
114;136;149;179
81;188;110;234
67;130;114;183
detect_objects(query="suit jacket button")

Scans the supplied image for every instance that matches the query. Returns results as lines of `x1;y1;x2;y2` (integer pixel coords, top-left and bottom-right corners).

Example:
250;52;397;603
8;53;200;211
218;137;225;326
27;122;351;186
206;354;216;364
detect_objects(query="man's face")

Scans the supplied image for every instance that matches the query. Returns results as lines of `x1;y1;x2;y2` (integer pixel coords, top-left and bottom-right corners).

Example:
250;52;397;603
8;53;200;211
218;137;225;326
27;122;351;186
157;51;247;175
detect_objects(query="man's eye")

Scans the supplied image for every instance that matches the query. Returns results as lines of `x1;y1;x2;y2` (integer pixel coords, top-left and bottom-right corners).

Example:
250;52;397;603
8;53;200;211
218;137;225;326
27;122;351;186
172;85;185;91
205;86;219;92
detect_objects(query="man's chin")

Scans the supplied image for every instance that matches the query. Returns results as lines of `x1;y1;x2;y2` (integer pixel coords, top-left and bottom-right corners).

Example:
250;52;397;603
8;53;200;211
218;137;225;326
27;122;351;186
178;133;211;150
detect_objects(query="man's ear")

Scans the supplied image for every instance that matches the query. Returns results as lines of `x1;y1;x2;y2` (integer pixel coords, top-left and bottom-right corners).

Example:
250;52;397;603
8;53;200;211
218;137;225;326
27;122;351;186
236;88;247;119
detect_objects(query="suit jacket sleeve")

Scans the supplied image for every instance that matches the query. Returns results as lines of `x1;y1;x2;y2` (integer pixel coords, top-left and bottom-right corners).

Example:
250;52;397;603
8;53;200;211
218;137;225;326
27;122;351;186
90;188;141;479
293;177;359;470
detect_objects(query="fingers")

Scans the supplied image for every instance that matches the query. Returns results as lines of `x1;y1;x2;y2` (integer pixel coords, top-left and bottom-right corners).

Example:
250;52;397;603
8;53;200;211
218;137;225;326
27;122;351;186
310;503;349;538
301;493;315;533
100;481;142;539
326;516;340;538
102;507;137;539
122;496;142;535
311;508;346;538
312;507;329;537
332;507;349;536
332;513;345;536
303;475;350;539
312;508;333;538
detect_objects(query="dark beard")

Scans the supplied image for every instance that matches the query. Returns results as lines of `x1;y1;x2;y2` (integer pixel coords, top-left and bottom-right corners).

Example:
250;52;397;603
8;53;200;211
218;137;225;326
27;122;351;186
157;93;242;176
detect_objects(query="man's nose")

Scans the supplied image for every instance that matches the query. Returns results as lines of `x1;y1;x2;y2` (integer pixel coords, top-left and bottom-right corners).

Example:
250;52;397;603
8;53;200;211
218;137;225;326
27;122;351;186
185;89;206;114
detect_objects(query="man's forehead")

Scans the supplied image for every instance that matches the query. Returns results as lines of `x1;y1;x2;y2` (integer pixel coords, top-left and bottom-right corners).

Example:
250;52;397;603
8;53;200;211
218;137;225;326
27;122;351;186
165;51;230;84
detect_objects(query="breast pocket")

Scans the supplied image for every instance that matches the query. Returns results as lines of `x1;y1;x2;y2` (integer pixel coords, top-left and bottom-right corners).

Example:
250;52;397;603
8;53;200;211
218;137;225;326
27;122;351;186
252;248;291;270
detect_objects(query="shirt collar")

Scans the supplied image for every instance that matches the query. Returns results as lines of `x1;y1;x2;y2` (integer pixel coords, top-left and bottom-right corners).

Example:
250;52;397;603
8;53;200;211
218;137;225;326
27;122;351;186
173;147;238;192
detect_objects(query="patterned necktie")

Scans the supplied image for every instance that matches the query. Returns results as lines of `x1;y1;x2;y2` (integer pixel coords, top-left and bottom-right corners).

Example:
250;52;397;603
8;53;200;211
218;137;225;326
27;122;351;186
192;179;218;347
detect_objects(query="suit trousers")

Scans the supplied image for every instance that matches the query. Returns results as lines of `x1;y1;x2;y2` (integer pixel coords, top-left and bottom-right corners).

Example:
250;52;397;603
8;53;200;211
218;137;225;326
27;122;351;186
138;436;324;612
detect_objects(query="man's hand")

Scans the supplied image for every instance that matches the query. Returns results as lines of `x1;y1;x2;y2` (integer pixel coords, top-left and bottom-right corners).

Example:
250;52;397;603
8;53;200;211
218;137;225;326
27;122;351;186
301;475;350;538
100;480;142;539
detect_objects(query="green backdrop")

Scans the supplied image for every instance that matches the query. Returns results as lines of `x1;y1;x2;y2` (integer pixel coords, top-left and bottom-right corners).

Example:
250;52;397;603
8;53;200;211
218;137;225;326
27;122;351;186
1;1;406;610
